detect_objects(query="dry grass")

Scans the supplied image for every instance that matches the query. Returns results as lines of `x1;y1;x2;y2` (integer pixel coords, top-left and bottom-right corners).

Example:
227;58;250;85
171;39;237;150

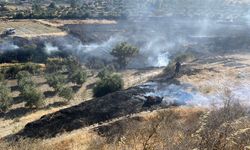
0;20;67;38
0;67;164;139
36;19;117;27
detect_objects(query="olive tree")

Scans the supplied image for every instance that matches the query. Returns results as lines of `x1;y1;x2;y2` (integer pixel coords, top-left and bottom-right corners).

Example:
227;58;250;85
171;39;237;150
59;87;74;102
69;69;87;85
110;42;139;69
93;74;124;97
17;71;44;108
0;83;12;112
46;72;66;93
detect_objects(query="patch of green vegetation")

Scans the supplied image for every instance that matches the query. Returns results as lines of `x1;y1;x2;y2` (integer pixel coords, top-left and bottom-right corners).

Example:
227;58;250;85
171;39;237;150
0;82;12;112
111;42;139;69
69;69;87;85
17;71;44;108
46;72;67;93
58;87;74;102
94;74;124;97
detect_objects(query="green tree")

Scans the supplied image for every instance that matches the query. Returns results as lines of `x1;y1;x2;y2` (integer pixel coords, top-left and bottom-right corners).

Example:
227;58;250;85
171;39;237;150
16;71;35;93
0;73;4;82
97;67;112;79
70;0;77;8
48;2;57;9
59;87;74;101
110;42;139;69
23;88;44;108
17;71;44;108
46;73;66;92
70;69;87;85
0;83;12;112
93;74;124;97
32;3;42;14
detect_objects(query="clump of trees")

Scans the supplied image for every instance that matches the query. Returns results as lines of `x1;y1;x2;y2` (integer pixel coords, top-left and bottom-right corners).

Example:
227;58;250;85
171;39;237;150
10;0;127;19
111;42;139;69
17;71;44;108
94;74;124;97
3;63;42;79
45;57;87;101
0;44;69;64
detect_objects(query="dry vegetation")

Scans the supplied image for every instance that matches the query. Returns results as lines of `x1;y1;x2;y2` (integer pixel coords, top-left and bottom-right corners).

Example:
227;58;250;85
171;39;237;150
1;97;249;150
0;20;67;38
0;66;164;139
1;54;250;150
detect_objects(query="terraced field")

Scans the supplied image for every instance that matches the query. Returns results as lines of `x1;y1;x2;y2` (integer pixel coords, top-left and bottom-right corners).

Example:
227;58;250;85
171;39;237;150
0;20;67;38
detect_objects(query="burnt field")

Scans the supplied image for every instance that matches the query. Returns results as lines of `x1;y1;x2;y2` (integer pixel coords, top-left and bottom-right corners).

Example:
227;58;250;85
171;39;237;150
65;17;250;56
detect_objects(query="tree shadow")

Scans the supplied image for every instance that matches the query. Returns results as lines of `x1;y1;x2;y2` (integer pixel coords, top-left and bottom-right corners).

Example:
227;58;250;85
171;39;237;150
0;107;34;120
10;85;19;92
12;96;25;105
45;101;68;109
44;91;57;98
71;85;81;93
37;81;47;87
86;83;96;90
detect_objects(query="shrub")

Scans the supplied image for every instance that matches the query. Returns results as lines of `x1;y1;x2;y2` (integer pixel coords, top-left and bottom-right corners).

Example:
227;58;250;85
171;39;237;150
16;71;35;93
66;57;81;73
4;65;22;79
93;74;124;97
97;67;112;79
58;87;74;101
21;63;41;75
85;57;107;69
45;58;67;73
4;63;42;79
46;73;66;92
0;83;12;112
69;69;87;85
16;71;44;108
110;42;139;69
0;73;4;82
23;88;44;108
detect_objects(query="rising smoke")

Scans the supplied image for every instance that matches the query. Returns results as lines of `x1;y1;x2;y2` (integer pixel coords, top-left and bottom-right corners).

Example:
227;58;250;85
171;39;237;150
2;0;250;68
41;0;250;68
0;39;19;51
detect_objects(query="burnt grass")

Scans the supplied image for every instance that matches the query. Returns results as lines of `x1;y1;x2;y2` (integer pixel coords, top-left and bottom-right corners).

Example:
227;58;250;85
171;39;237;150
16;86;158;139
12;62;207;139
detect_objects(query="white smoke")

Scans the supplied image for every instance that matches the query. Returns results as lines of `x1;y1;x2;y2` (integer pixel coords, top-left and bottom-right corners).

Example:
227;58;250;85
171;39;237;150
0;40;19;51
142;82;250;108
44;43;59;54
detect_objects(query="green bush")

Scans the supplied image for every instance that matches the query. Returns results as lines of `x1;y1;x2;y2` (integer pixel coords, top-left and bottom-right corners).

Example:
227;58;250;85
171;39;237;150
69;69;87;85
66;57;81;73
23;88;44;108
0;83;12;112
4;63;42;79
45;58;67;73
110;42;139;69
93;74;124;97
46;73;66;92
16;71;44;108
16;71;35;93
58;87;74;101
0;73;4;82
97;67;112;79
21;63;41;75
